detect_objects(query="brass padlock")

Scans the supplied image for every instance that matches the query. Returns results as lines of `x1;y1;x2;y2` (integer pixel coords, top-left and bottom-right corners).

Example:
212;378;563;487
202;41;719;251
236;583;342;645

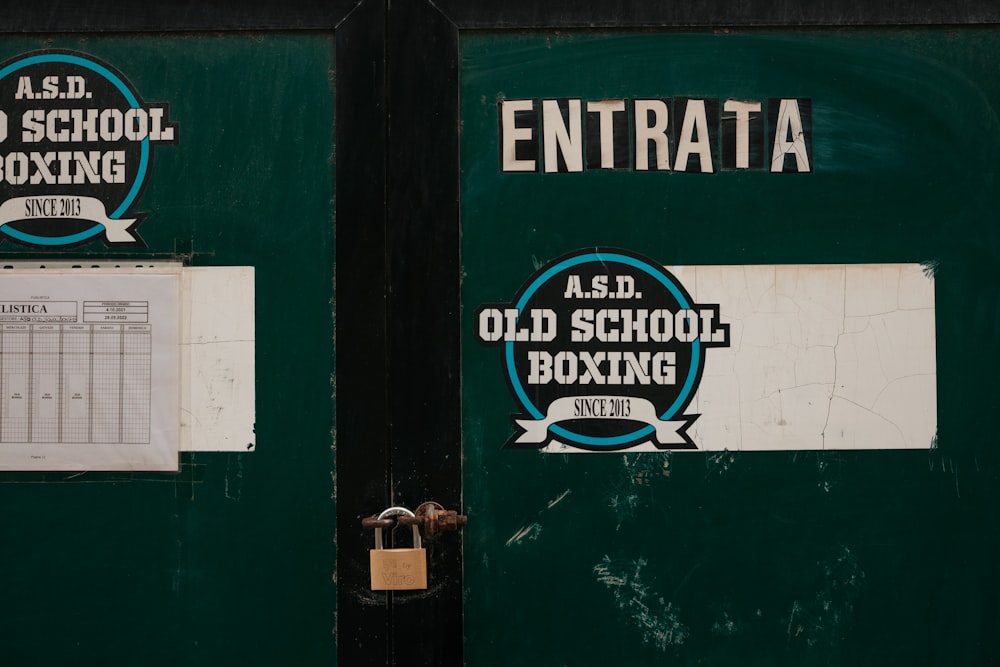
369;506;427;591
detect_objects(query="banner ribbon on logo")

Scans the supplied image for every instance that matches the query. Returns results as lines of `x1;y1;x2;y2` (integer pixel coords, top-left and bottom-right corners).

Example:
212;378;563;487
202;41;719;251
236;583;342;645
0;196;137;242
514;395;689;445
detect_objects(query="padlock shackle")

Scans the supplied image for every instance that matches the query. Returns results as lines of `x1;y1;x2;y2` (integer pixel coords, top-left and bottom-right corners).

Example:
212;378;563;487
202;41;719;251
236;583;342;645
373;506;422;550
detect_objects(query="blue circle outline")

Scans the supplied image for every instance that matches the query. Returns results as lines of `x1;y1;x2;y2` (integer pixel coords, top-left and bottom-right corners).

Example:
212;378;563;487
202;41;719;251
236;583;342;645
0;52;149;246
505;251;701;447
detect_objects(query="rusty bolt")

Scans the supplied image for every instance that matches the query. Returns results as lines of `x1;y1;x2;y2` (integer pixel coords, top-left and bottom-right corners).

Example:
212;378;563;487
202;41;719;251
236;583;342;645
398;501;469;540
361;516;394;530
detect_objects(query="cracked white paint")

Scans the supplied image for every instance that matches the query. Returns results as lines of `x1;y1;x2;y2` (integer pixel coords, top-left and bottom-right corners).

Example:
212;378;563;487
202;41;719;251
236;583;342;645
672;263;935;451
180;266;255;452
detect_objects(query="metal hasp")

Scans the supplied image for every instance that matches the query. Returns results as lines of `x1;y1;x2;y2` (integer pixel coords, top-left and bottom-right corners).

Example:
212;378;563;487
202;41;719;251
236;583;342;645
398;501;468;540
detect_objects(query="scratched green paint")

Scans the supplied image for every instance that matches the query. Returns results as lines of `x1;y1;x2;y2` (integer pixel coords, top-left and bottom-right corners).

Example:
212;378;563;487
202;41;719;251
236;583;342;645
0;35;336;664
461;30;1000;665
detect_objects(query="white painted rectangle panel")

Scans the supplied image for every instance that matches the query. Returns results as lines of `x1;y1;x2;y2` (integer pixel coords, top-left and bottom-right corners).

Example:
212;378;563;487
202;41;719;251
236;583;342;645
675;263;936;451
180;266;256;452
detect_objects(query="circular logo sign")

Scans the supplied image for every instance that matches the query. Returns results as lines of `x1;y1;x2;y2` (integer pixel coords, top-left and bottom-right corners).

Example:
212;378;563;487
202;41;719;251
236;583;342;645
475;248;730;451
0;50;177;247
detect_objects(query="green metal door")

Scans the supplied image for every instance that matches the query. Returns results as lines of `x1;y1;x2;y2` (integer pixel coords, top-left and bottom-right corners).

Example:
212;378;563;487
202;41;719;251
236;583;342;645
460;29;999;665
0;30;337;664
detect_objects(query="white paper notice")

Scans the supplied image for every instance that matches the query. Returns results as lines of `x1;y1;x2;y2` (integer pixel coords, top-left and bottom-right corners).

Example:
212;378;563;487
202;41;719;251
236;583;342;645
0;269;179;471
